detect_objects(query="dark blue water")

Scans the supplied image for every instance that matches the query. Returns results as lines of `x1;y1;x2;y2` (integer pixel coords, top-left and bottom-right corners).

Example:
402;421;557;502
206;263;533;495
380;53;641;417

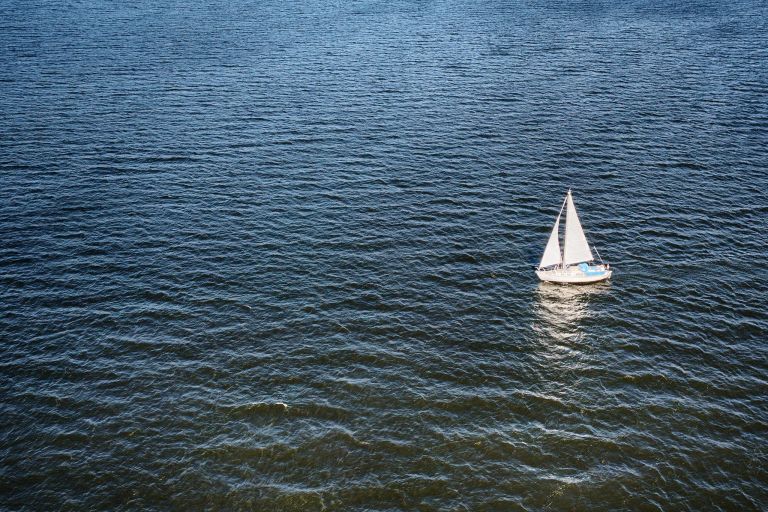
2;1;767;510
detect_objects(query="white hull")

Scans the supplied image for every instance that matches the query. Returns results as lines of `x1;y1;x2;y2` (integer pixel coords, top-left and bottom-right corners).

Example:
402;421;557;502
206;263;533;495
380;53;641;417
536;265;612;284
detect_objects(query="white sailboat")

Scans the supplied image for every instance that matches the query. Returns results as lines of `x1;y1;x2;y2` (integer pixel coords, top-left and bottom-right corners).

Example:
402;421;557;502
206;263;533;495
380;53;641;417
535;190;612;284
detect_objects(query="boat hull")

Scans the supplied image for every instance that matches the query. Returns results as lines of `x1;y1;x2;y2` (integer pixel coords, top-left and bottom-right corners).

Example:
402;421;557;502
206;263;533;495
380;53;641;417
536;265;612;284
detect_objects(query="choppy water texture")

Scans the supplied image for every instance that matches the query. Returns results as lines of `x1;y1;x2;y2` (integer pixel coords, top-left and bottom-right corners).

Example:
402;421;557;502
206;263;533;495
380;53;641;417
1;0;768;510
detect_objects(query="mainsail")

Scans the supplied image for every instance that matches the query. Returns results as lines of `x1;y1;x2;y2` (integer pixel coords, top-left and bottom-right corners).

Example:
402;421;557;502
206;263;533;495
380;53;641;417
563;191;594;266
538;214;562;268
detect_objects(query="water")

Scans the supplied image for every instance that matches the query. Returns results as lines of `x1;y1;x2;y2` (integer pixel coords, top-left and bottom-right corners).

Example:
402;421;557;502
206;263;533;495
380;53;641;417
1;0;767;510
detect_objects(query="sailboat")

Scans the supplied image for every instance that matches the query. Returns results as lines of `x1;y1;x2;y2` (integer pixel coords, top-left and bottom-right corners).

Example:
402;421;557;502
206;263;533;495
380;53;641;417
535;190;612;284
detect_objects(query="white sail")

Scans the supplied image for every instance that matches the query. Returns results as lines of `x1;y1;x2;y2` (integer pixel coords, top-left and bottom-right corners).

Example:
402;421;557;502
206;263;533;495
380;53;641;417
539;213;562;268
563;191;594;266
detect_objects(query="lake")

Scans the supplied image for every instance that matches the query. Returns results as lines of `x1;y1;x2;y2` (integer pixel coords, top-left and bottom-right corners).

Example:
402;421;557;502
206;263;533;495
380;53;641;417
1;0;767;510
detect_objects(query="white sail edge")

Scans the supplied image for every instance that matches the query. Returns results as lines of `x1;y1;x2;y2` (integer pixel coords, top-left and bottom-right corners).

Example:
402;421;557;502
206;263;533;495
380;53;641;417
563;190;594;266
538;214;562;268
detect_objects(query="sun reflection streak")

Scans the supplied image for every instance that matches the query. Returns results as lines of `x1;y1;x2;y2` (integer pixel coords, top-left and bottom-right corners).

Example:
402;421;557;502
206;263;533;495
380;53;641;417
532;282;610;349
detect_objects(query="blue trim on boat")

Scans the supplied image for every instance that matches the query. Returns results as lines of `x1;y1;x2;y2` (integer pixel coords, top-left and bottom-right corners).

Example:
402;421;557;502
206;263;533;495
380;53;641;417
578;263;607;276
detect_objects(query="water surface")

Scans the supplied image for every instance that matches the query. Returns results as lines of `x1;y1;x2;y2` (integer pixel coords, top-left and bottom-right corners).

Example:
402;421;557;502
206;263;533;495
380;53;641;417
1;0;767;510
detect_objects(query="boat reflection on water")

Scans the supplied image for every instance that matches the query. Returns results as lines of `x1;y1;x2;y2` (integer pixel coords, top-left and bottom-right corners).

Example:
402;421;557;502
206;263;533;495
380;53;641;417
532;282;610;348
528;283;613;447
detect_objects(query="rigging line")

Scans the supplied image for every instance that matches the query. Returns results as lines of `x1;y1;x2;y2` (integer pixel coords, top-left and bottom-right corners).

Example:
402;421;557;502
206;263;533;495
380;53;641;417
593;245;604;264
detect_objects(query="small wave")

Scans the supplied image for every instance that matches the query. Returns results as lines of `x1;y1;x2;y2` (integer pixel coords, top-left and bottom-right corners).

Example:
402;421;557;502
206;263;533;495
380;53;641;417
220;401;289;417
